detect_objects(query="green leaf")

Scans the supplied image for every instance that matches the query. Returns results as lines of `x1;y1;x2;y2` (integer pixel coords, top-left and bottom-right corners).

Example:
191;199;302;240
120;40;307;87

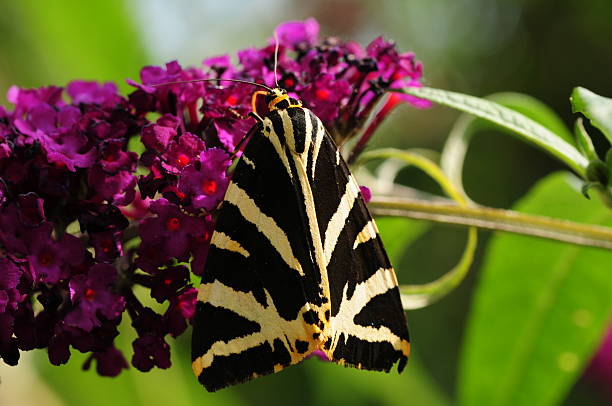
458;172;612;406
571;87;612;144
1;0;148;94
306;354;450;406
440;92;574;200
492;92;574;145
574;118;599;162
398;87;589;178
376;216;428;266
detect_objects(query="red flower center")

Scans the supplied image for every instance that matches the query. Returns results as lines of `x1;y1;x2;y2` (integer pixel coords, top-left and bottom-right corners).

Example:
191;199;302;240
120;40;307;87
284;78;295;88
315;89;330;100
226;95;238;106
100;238;114;253
196;230;210;242
166;217;181;231
104;151;118;162
85;288;96;300
201;179;217;195
38;251;54;266
176;154;190;167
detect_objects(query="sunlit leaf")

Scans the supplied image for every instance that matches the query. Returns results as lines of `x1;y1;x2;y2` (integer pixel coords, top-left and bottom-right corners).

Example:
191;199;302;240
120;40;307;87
458;172;612;406
571;87;612;144
397;87;588;178
440;92;574;199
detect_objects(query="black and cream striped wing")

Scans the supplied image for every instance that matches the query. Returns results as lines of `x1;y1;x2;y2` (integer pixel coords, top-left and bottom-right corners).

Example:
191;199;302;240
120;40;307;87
306;117;410;372
191;119;326;392
191;106;409;392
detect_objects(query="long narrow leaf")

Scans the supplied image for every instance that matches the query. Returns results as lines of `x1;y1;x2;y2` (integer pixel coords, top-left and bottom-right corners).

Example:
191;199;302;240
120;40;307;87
397;87;588;177
459;172;612;406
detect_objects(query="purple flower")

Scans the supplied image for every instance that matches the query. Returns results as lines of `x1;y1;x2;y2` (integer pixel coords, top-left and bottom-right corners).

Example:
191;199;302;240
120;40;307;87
0;258;23;313
132;335;171;371
87;165;137;206
27;223;85;283
177;148;231;211
359;185;372;204
7;85;64;118
65;264;125;331
586;326;612;399
16;193;46;226
149;265;190;303
203;54;235;79
0;312;19;365
141;114;180;153
13;104;97;171
67;81;123;108
160;132;206;174
47;332;71;365
300;74;351;123
130;308;171;371
188;215;215;276
83;346;129;377
98;141;138;174
0;18;427;379
89;231;123;262
137;198;207;263
306;349;330;362
276;18;320;48
164;287;197;337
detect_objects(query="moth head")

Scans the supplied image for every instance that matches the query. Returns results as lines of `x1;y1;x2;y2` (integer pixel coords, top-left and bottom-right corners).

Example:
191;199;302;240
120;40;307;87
266;88;303;111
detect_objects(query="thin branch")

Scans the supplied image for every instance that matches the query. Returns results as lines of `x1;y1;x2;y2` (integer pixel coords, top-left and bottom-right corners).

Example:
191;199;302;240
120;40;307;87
370;197;612;250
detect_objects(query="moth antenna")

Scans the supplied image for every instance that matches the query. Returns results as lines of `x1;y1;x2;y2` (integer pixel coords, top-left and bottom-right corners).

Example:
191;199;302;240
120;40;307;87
151;78;273;92
273;29;280;88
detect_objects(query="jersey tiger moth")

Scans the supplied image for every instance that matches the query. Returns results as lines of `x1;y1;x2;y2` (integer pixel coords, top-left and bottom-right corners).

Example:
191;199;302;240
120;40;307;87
188;85;410;391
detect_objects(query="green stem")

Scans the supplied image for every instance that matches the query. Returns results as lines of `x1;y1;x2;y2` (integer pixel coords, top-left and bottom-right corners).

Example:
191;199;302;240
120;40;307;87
369;197;612;250
400;227;477;309
357;148;468;205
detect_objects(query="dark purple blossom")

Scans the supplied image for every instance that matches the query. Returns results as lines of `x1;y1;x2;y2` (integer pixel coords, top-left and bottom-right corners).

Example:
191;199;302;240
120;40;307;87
141;114;181;153
0;258;23;313
13;103;97;170
83;346;129;377
0;18;426;378
276;17;320;48
65;264;125;332
300;74;351;123
67;81;123;107
359;185;372;203
188;214;215;276
586;326;612;400
164;287;197;337
27;223;85;284
177;149;231;211
149;265;190;303
89;231;123;262
160;132;206;174
132;335;171;372
138;198;207;262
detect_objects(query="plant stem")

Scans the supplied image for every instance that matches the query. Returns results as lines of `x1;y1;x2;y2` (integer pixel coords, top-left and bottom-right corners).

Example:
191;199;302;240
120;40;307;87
369;197;612;250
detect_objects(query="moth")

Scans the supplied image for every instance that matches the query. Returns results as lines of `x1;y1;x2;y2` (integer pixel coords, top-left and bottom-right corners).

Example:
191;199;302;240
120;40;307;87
190;84;410;391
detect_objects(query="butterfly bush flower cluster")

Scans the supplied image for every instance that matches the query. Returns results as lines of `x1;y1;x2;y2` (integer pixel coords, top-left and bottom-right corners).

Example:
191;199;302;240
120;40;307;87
0;18;426;376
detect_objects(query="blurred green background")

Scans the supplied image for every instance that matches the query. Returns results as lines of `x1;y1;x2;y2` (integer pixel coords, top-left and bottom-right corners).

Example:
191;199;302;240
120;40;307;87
1;1;612;405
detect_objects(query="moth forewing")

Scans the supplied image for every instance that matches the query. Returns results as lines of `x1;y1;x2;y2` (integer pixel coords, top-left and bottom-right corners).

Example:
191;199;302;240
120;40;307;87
191;89;409;392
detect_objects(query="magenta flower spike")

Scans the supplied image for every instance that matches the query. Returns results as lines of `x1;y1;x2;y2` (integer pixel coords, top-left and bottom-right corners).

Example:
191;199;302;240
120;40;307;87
0;18;426;375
